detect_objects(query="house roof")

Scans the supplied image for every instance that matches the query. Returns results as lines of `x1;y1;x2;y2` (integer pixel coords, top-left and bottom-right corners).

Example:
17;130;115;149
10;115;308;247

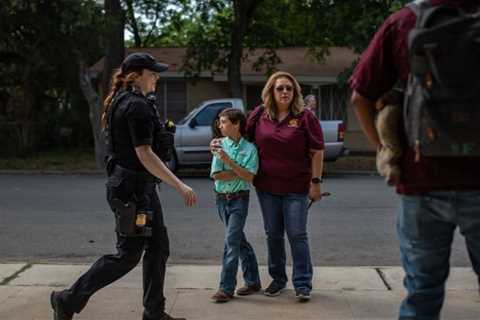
242;47;356;75
89;47;357;84
89;47;185;74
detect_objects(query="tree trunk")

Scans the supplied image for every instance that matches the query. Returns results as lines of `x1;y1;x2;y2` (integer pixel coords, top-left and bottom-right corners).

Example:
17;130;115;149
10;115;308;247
79;59;105;169
101;0;125;101
228;0;263;100
124;0;142;47
80;0;124;169
15;68;36;155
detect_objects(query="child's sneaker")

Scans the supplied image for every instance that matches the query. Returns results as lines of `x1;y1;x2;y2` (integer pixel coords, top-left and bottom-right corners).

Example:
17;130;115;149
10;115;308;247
263;282;285;297
210;290;234;303
295;287;311;302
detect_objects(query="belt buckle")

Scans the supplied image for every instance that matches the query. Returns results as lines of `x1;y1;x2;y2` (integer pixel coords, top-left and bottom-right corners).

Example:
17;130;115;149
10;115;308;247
226;193;233;201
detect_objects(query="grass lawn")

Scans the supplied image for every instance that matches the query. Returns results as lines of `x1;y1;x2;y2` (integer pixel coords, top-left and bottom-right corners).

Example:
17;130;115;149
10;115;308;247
0;150;98;171
0;151;377;173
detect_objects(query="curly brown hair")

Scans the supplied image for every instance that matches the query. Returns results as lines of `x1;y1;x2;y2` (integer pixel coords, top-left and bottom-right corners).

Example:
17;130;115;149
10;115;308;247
101;68;143;129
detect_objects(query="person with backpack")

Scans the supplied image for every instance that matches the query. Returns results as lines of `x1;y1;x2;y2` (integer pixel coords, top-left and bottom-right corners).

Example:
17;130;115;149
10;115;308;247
50;52;197;320
349;1;480;318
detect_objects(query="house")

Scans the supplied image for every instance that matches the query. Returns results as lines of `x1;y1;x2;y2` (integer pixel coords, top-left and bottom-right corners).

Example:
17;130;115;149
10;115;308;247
89;47;374;152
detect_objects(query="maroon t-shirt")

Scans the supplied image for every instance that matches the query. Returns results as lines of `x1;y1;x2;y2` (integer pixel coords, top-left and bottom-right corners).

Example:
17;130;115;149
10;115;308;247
349;0;480;195
246;106;325;194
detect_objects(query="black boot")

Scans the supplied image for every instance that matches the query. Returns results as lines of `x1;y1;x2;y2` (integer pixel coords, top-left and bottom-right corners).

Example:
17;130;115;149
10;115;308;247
50;291;73;320
161;313;186;320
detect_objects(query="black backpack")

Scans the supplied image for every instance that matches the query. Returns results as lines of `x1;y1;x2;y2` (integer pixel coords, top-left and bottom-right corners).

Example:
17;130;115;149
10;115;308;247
146;93;176;163
404;0;480;158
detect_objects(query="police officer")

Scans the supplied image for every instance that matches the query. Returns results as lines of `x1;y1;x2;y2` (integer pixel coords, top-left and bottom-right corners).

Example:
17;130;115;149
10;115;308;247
50;52;197;320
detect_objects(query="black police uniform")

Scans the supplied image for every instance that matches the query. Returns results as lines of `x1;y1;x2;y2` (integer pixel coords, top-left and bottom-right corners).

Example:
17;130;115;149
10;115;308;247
57;88;170;320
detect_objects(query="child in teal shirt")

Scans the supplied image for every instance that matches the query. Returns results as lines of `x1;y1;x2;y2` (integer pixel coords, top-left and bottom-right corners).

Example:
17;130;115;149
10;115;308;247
210;108;261;303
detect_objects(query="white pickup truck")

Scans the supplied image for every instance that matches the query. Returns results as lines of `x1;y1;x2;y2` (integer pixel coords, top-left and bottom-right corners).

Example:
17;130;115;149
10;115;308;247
167;98;347;171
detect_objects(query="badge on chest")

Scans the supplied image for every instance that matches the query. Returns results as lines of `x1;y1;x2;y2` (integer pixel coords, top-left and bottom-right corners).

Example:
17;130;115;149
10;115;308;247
288;119;300;128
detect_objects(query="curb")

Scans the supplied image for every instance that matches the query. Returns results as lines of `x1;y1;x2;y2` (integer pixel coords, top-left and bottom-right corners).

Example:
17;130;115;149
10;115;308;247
0;169;379;177
324;170;378;176
0;170;105;175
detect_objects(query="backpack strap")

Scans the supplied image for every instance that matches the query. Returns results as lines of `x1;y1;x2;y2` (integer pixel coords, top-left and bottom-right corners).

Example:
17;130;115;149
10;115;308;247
407;0;434;27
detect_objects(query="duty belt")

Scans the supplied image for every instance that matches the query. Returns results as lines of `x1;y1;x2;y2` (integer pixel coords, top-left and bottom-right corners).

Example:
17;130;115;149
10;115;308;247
112;164;158;183
215;190;250;201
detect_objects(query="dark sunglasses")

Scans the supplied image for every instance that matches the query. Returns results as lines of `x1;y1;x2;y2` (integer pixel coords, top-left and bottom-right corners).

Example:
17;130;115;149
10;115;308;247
275;85;293;92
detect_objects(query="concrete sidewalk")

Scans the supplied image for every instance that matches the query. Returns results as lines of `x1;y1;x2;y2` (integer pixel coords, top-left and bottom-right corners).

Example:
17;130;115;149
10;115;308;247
0;263;478;320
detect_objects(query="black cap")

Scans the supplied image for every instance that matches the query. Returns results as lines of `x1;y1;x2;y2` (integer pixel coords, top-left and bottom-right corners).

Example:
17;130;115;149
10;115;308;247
120;52;169;73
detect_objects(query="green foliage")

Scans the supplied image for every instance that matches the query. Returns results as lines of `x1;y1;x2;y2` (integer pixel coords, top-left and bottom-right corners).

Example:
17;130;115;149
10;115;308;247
0;0;414;159
172;0;233;78
306;0;410;82
309;0;411;53
173;0;411;80
0;0;104;156
124;0;189;47
0;150;97;170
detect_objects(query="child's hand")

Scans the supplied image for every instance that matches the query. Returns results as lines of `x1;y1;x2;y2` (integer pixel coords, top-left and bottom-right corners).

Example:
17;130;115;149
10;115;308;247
210;138;222;154
216;149;231;164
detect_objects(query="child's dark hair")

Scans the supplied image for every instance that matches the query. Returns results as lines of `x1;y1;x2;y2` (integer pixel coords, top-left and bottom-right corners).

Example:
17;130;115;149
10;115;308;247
211;109;223;139
218;108;247;137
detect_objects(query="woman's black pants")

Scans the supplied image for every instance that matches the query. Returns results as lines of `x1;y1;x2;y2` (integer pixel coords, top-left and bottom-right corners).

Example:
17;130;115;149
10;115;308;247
58;181;170;319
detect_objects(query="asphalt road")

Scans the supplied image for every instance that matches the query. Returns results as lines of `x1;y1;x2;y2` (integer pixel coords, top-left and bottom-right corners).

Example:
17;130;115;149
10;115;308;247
0;174;472;266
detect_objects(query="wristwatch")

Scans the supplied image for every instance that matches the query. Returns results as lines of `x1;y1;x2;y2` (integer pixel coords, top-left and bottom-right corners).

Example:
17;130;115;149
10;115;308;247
311;177;323;184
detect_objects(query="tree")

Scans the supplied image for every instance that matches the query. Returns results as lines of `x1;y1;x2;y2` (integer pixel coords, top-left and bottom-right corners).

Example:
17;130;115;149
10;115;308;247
101;0;125;101
296;0;410;85
0;0;412;161
83;0;183;168
0;0;128;167
228;0;264;98
179;0;410;92
84;0;125;168
0;0;104;156
181;0;264;99
123;0;185;47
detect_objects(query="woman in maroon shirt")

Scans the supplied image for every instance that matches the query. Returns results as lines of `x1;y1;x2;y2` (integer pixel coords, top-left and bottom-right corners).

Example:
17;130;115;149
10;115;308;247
246;71;325;301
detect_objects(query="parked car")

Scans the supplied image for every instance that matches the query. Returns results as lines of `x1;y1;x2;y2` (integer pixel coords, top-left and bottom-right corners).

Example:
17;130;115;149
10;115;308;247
166;98;347;171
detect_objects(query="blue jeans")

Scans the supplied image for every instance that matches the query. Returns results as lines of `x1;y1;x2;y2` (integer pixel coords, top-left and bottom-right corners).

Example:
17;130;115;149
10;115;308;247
256;191;313;290
216;195;260;294
397;191;480;320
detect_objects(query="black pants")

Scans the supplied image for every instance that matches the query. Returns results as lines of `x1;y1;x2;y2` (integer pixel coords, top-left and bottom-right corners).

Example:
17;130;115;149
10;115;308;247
59;177;169;319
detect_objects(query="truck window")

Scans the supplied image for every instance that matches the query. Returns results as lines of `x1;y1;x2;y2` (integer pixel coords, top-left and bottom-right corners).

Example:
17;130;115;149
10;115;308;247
177;107;198;125
194;102;232;126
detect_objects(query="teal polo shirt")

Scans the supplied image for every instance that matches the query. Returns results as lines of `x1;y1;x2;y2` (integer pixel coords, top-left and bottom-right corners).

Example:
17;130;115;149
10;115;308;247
210;137;259;193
